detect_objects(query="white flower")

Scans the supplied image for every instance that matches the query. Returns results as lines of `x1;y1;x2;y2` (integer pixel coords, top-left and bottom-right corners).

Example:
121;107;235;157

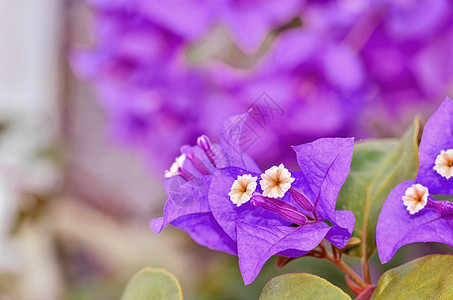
433;149;453;179
165;154;186;178
402;184;429;215
259;163;295;198
228;174;257;207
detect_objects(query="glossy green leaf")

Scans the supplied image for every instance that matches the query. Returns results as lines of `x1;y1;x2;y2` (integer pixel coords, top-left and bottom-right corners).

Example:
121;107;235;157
337;119;422;258
372;255;453;299
121;267;182;300
259;273;351;300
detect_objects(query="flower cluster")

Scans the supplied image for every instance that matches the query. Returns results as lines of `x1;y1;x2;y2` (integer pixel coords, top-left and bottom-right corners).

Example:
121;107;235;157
377;97;453;263
151;113;355;284
71;0;453;174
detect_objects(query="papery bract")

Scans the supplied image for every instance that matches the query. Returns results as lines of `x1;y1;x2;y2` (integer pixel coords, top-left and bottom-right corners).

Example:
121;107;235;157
416;97;453;194
377;97;453;263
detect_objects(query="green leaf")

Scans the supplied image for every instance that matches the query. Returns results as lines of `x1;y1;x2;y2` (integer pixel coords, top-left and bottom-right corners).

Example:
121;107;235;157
337;119;422;258
121;267;183;300
259;273;351;300
372;255;453;300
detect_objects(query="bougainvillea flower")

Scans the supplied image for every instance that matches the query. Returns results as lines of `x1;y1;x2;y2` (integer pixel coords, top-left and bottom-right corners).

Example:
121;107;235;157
377;97;453;263
150;113;261;255
73;0;453;178
208;137;355;284
141;0;305;53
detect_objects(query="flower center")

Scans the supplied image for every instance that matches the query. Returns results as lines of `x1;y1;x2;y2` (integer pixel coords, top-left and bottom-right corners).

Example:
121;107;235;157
402;184;429;215
229;174;258;207
433;149;453;179
231;168;315;223
260;163;295;198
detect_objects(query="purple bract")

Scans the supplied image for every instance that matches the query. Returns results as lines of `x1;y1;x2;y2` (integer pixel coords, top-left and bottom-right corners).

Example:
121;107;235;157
377;97;453;263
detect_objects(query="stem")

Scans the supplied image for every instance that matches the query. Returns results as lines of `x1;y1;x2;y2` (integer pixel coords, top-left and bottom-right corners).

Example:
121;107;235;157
325;251;368;289
361;255;371;284
331;243;339;260
319;241;368;289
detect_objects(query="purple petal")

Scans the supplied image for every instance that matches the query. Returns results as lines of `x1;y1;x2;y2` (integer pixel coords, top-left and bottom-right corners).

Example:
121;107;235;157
236;221;330;285
416;97;453;194
385;0;450;41
259;29;320;72
171;213;237;255
324;210;355;249
292;138;355;220
151;176;212;233
139;0;212;40
322;44;364;91
377;180;453;263
208;167;289;241
221;0;303;54
222;10;269;54
218;112;261;172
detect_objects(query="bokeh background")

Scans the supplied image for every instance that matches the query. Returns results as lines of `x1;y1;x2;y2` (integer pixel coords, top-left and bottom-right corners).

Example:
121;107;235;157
0;0;452;299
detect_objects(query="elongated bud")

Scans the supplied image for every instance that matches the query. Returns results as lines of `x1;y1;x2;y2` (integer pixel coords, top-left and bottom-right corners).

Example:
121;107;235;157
426;197;453;214
177;167;195;181
288;187;314;211
251;193;309;225
197;135;216;167
181;145;210;175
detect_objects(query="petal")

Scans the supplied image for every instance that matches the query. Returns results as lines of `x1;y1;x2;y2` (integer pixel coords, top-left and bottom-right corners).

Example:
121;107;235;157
151;176;212;233
292;138;355;220
416;97;453;194
139;0;212;40
322;44;364;91
236;222;330;285
222;0;302;54
377;181;453;264
259;29;320;72
218;112;261;172
209;167;289;241
324;210;355;249
171;213;237;255
222;10;269;54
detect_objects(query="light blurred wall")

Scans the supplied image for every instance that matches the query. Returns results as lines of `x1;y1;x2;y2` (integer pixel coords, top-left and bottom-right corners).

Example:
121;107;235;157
0;0;63;299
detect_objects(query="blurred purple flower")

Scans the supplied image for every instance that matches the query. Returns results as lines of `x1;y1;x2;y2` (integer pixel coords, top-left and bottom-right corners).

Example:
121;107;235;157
138;0;305;53
243;28;366;136
300;0;453;129
376;97;453;263
71;0;453;176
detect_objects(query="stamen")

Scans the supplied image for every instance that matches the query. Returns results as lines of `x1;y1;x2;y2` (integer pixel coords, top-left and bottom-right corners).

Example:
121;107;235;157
251;193;310;225
433;149;453;179
228;174;257;207
260;163;295;198
288;187;314;212
165;154;187;178
164;153;195;181
181;145;210;175
197;135;217;167
402;184;429;214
